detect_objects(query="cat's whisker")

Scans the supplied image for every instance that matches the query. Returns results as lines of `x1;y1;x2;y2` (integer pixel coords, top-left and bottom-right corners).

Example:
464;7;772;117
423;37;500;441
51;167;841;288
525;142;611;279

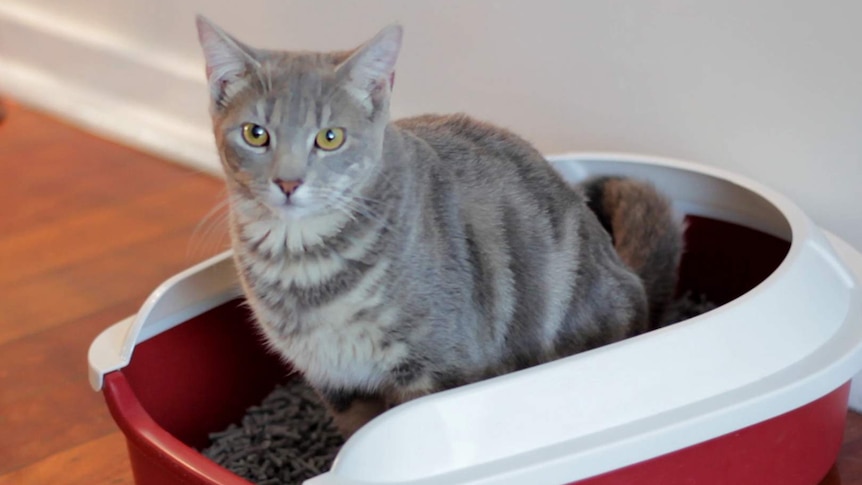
304;186;361;212
366;164;401;196
330;203;360;223
188;220;227;263
344;192;386;208
317;155;395;209
306;192;371;228
306;188;372;225
201;211;232;255
187;196;231;262
327;193;396;233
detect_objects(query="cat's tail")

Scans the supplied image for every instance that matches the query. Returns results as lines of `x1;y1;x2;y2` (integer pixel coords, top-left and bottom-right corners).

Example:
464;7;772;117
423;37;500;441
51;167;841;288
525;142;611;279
581;176;684;328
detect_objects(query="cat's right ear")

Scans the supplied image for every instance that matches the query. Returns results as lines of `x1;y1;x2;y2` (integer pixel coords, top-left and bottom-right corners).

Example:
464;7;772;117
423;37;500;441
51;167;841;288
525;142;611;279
336;25;403;114
196;15;260;110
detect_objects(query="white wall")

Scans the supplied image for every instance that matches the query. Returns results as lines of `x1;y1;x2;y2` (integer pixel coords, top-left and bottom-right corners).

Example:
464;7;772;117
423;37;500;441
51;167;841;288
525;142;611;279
1;0;860;250
3;0;862;409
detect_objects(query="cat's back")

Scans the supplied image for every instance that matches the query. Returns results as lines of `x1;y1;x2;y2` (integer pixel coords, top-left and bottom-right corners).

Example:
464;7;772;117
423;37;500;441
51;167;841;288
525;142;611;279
395;113;542;165
393;113;575;203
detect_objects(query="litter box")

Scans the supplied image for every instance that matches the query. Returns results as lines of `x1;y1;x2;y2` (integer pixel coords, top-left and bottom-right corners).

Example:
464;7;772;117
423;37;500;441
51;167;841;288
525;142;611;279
88;153;862;485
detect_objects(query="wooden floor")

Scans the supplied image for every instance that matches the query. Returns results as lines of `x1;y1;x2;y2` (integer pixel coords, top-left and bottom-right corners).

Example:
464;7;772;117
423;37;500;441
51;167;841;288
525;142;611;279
0;101;860;484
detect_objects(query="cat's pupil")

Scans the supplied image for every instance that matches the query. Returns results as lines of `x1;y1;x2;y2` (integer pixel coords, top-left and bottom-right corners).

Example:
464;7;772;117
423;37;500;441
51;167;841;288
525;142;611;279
325;130;335;141
252;126;265;138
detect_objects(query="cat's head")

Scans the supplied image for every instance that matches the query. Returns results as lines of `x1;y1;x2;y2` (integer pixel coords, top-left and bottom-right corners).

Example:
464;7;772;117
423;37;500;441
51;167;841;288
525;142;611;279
196;16;402;221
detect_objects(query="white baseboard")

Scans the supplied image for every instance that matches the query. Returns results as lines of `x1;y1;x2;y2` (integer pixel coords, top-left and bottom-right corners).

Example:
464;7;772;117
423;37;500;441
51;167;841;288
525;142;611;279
0;2;221;175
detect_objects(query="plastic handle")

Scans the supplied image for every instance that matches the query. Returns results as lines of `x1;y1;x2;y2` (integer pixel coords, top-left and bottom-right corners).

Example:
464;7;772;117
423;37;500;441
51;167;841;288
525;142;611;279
87;250;241;391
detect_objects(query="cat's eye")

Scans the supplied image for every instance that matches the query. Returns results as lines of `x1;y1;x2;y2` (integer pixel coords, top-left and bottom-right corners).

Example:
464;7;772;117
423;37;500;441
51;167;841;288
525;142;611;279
314;128;346;151
241;123;270;148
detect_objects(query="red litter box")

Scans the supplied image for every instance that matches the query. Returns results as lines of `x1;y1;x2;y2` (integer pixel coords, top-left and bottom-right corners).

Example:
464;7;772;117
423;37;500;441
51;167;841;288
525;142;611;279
88;153;862;485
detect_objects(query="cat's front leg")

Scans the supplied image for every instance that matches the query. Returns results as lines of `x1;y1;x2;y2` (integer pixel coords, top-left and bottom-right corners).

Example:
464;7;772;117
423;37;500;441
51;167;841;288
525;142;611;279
316;388;388;438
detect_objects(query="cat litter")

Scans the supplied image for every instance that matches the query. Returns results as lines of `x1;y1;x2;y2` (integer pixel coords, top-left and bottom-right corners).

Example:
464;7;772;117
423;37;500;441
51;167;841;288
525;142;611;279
202;379;343;485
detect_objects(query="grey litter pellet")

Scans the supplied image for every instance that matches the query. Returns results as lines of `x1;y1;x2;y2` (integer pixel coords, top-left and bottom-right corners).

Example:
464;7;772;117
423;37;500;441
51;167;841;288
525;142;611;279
202;379;344;484
203;294;716;484
663;292;718;325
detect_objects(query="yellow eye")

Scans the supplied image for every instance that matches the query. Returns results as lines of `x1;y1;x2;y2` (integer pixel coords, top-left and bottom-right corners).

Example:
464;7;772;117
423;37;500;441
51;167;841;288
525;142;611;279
241;123;270;148
315;127;346;151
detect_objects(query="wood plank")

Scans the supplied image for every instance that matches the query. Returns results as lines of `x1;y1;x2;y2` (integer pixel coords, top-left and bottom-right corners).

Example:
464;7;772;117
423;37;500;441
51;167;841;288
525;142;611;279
832;411;862;483
0;222;229;345
0;302;136;473
0;170;224;288
0;102;228;476
0;139;228;341
0;432;132;485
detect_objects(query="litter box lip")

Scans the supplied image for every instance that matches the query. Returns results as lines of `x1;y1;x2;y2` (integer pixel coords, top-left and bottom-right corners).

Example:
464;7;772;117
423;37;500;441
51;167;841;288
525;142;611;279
320;230;862;485
88;250;241;391
308;154;862;484
88;150;853;390
88;152;862;484
548;151;802;239
549;151;856;323
88;151;822;392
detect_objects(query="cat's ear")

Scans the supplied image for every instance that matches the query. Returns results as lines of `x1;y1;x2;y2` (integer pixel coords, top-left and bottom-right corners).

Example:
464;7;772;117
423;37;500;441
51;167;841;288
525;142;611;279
196;15;260;110
337;25;403;112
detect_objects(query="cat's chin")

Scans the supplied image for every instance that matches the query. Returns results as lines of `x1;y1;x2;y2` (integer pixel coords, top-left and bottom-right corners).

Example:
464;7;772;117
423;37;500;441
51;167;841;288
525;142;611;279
267;200;350;230
268;202;321;223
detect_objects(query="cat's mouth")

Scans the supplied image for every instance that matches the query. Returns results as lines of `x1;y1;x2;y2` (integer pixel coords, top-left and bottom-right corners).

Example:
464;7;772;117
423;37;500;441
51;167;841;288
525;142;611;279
260;180;309;219
264;181;346;224
267;201;321;224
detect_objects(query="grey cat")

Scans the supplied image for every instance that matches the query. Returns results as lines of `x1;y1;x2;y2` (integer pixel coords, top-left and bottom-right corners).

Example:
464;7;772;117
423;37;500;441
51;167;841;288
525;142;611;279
196;18;683;437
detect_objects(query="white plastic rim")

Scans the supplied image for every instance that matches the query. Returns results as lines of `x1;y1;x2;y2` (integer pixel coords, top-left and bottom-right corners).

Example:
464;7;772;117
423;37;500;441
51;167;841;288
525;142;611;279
87;250;241;391
86;153;862;485
309;154;862;485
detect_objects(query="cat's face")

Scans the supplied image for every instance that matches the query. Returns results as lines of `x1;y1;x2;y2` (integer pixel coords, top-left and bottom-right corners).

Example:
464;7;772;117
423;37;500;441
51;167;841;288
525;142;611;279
197;17;402;222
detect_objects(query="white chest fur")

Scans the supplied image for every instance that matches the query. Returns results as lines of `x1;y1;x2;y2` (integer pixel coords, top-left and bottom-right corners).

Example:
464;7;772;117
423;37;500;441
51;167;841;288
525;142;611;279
244;252;405;391
234;206;405;391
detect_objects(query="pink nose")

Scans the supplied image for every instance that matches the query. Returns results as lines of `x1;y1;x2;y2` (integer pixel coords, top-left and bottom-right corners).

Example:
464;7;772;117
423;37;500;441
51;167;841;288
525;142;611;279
274;178;302;197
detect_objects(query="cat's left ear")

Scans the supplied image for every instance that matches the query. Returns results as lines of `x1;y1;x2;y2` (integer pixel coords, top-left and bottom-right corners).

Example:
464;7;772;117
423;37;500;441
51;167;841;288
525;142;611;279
196;15;260;110
337;25;403;112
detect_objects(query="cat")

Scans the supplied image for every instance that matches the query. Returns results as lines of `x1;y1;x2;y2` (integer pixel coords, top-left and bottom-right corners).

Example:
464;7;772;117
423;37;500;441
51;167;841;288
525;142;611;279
196;17;683;437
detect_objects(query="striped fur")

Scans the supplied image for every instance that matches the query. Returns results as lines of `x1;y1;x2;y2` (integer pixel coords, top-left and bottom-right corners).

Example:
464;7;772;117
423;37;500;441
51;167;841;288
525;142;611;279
197;18;683;437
